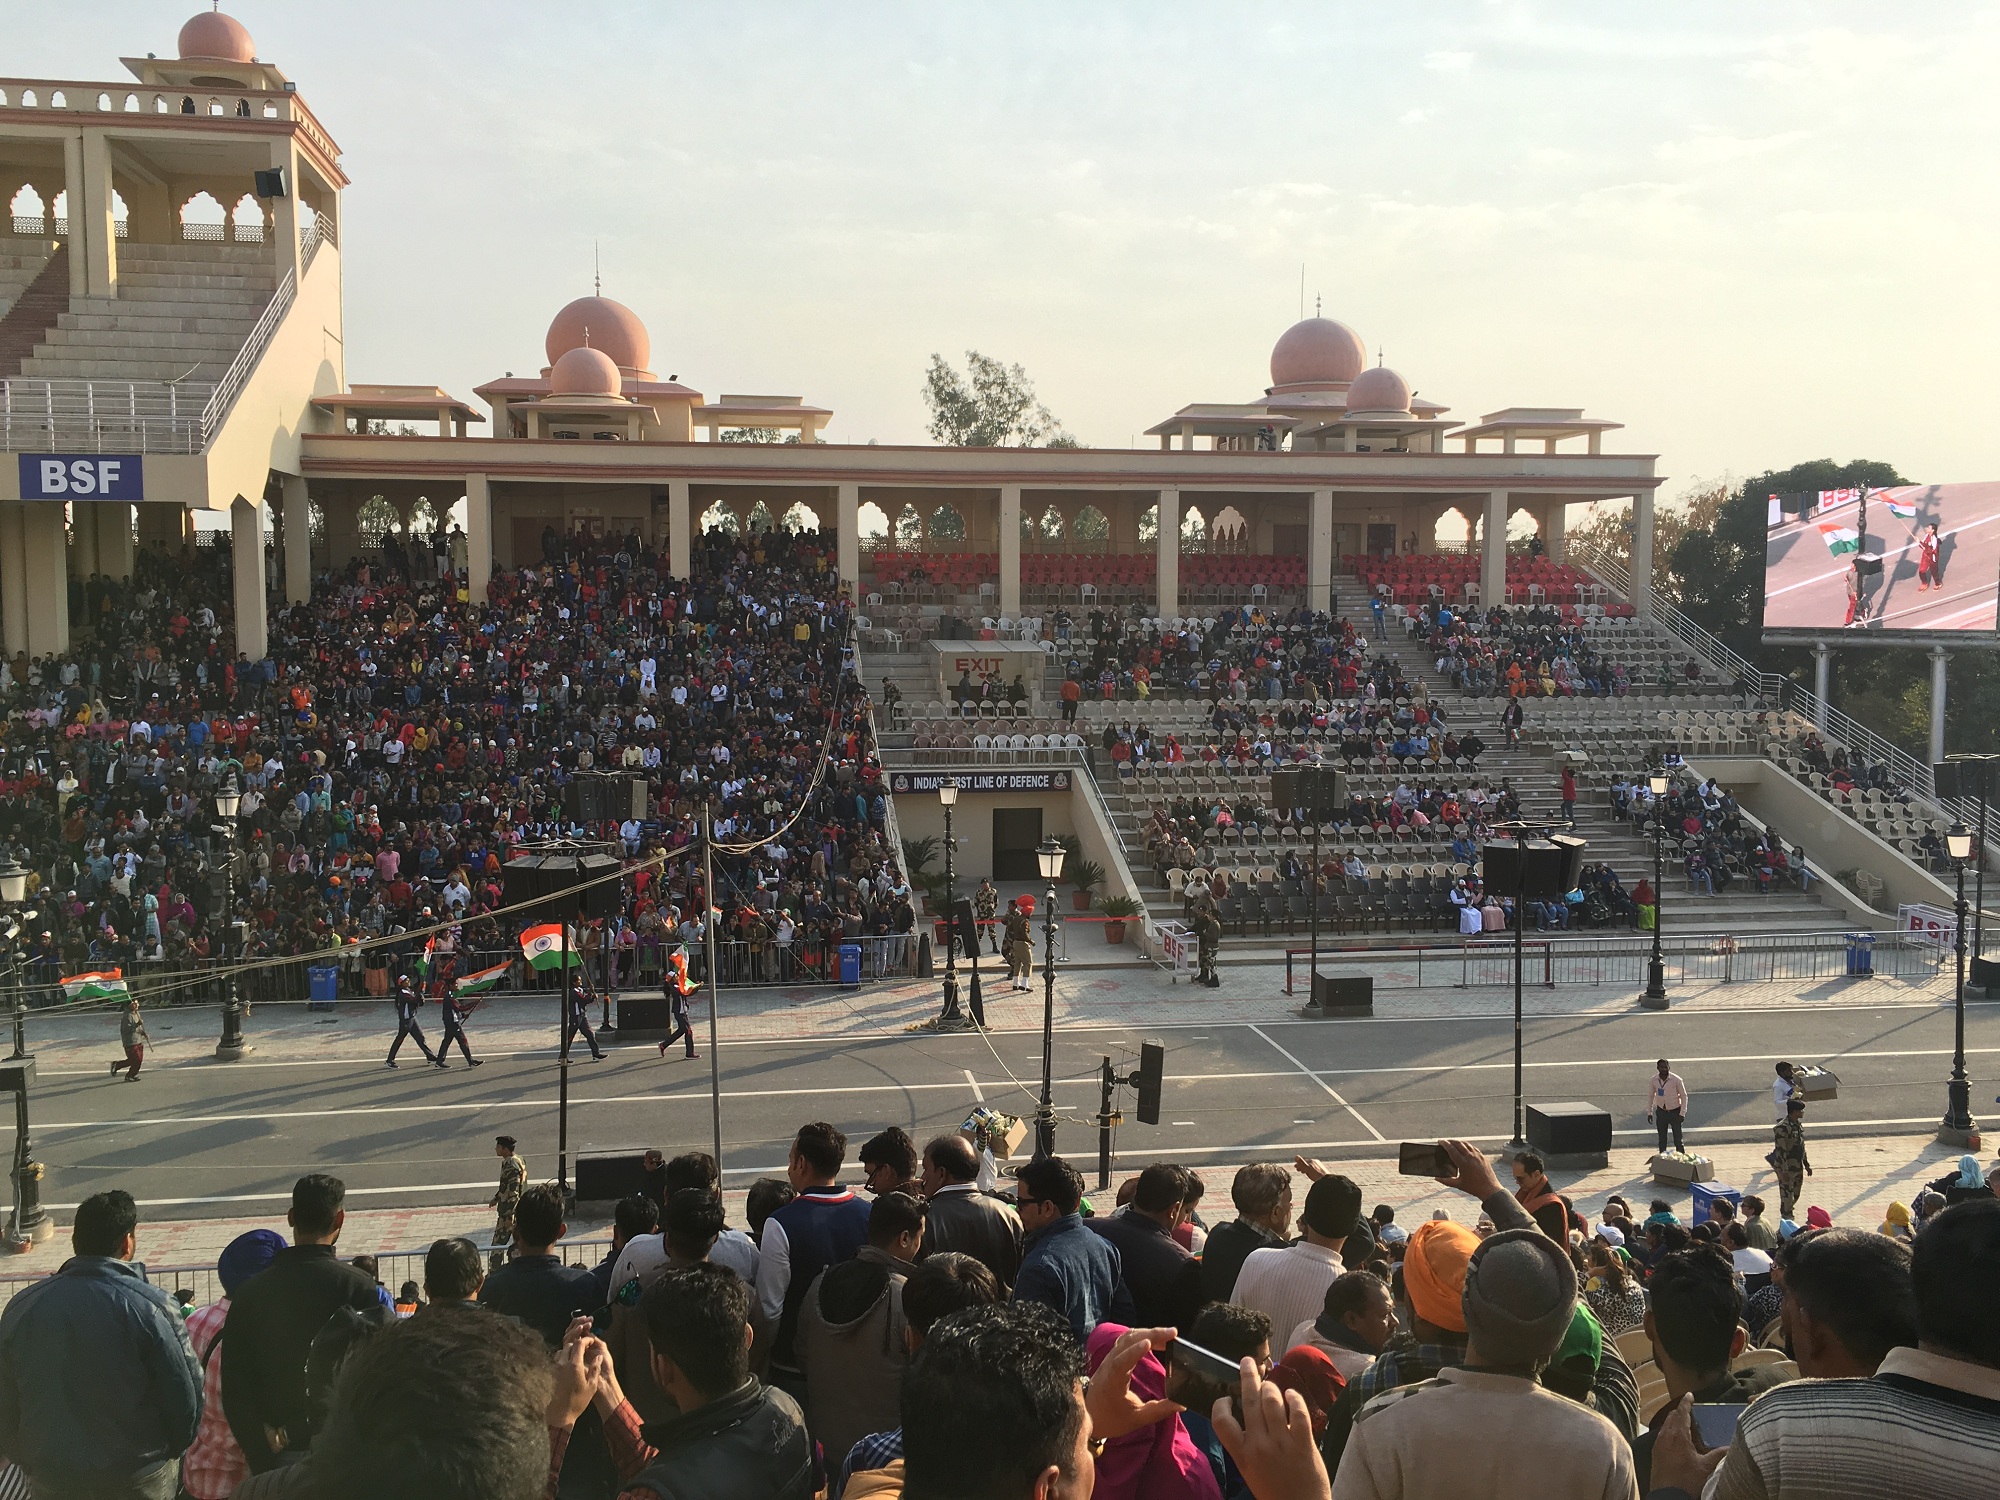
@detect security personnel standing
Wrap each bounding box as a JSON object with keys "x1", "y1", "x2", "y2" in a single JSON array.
[
  {"x1": 974, "y1": 877, "x2": 1000, "y2": 954},
  {"x1": 1004, "y1": 901, "x2": 1033, "y2": 992},
  {"x1": 386, "y1": 972, "x2": 442, "y2": 1068},
  {"x1": 565, "y1": 973, "x2": 606, "y2": 1061},
  {"x1": 1195, "y1": 903, "x2": 1222, "y2": 989},
  {"x1": 490, "y1": 1135, "x2": 526, "y2": 1268}
]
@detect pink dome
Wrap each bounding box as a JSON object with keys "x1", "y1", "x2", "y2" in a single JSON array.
[
  {"x1": 1270, "y1": 317, "x2": 1366, "y2": 389},
  {"x1": 545, "y1": 297, "x2": 651, "y2": 378},
  {"x1": 1344, "y1": 365, "x2": 1412, "y2": 417},
  {"x1": 548, "y1": 345, "x2": 622, "y2": 398},
  {"x1": 178, "y1": 10, "x2": 256, "y2": 63}
]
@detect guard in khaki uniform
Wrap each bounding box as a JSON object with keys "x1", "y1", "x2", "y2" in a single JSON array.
[
  {"x1": 1004, "y1": 903, "x2": 1033, "y2": 991},
  {"x1": 1195, "y1": 904, "x2": 1222, "y2": 988}
]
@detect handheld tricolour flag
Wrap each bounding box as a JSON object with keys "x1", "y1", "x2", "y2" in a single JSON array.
[
  {"x1": 668, "y1": 948, "x2": 693, "y2": 996},
  {"x1": 414, "y1": 934, "x2": 436, "y2": 979},
  {"x1": 61, "y1": 970, "x2": 129, "y2": 1002},
  {"x1": 520, "y1": 924, "x2": 579, "y2": 970},
  {"x1": 1886, "y1": 499, "x2": 1918, "y2": 521},
  {"x1": 1818, "y1": 524, "x2": 1860, "y2": 557},
  {"x1": 454, "y1": 960, "x2": 512, "y2": 997}
]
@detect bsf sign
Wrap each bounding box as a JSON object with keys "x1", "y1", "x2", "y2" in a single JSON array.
[{"x1": 19, "y1": 454, "x2": 144, "y2": 501}]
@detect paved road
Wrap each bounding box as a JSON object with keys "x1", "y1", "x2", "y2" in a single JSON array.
[{"x1": 7, "y1": 997, "x2": 1994, "y2": 1217}]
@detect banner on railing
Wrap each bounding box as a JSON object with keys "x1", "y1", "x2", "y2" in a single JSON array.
[
  {"x1": 1899, "y1": 903, "x2": 1958, "y2": 948},
  {"x1": 19, "y1": 453, "x2": 143, "y2": 499}
]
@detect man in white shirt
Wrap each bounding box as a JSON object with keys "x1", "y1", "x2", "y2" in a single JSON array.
[
  {"x1": 1647, "y1": 1058, "x2": 1689, "y2": 1155},
  {"x1": 1773, "y1": 1061, "x2": 1797, "y2": 1121},
  {"x1": 1231, "y1": 1174, "x2": 1363, "y2": 1346}
]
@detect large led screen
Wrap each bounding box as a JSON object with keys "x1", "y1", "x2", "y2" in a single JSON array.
[{"x1": 1762, "y1": 482, "x2": 2000, "y2": 635}]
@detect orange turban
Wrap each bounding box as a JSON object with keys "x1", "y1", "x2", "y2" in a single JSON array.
[{"x1": 1404, "y1": 1220, "x2": 1480, "y2": 1333}]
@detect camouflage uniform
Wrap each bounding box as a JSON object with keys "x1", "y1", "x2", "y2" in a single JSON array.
[
  {"x1": 490, "y1": 1152, "x2": 527, "y2": 1260},
  {"x1": 974, "y1": 881, "x2": 1000, "y2": 954},
  {"x1": 1196, "y1": 907, "x2": 1222, "y2": 988}
]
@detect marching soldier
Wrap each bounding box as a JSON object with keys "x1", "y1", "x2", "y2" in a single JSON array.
[
  {"x1": 657, "y1": 948, "x2": 698, "y2": 1060},
  {"x1": 437, "y1": 974, "x2": 483, "y2": 1068},
  {"x1": 1195, "y1": 903, "x2": 1222, "y2": 988},
  {"x1": 489, "y1": 1134, "x2": 526, "y2": 1268},
  {"x1": 386, "y1": 972, "x2": 442, "y2": 1069},
  {"x1": 565, "y1": 973, "x2": 606, "y2": 1061}
]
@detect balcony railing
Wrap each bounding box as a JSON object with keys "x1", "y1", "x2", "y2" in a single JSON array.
[
  {"x1": 0, "y1": 77, "x2": 342, "y2": 164},
  {"x1": 0, "y1": 378, "x2": 214, "y2": 455}
]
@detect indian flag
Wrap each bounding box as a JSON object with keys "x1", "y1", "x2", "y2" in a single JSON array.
[
  {"x1": 1886, "y1": 499, "x2": 1918, "y2": 521},
  {"x1": 61, "y1": 970, "x2": 128, "y2": 1002},
  {"x1": 520, "y1": 924, "x2": 579, "y2": 970},
  {"x1": 454, "y1": 960, "x2": 512, "y2": 996},
  {"x1": 413, "y1": 934, "x2": 436, "y2": 978},
  {"x1": 1818, "y1": 524, "x2": 1860, "y2": 557}
]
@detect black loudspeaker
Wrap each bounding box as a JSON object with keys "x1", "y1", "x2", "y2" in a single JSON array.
[
  {"x1": 1935, "y1": 760, "x2": 1997, "y2": 799},
  {"x1": 1971, "y1": 957, "x2": 2000, "y2": 990},
  {"x1": 1855, "y1": 554, "x2": 1884, "y2": 576},
  {"x1": 0, "y1": 1057, "x2": 34, "y2": 1094},
  {"x1": 1272, "y1": 767, "x2": 1347, "y2": 819},
  {"x1": 1526, "y1": 1102, "x2": 1613, "y2": 1157},
  {"x1": 946, "y1": 897, "x2": 979, "y2": 960},
  {"x1": 1482, "y1": 835, "x2": 1587, "y2": 901},
  {"x1": 1134, "y1": 1040, "x2": 1164, "y2": 1126},
  {"x1": 1310, "y1": 974, "x2": 1374, "y2": 1015},
  {"x1": 577, "y1": 852, "x2": 623, "y2": 920},
  {"x1": 565, "y1": 775, "x2": 645, "y2": 824},
  {"x1": 615, "y1": 997, "x2": 673, "y2": 1038},
  {"x1": 502, "y1": 855, "x2": 547, "y2": 910},
  {"x1": 253, "y1": 167, "x2": 287, "y2": 199},
  {"x1": 574, "y1": 1152, "x2": 652, "y2": 1203}
]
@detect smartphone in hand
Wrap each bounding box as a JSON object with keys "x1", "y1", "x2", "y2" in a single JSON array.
[
  {"x1": 1691, "y1": 1404, "x2": 1746, "y2": 1449},
  {"x1": 1397, "y1": 1142, "x2": 1452, "y2": 1176}
]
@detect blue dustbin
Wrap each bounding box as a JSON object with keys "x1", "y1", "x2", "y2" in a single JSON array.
[
  {"x1": 839, "y1": 943, "x2": 862, "y2": 986},
  {"x1": 1845, "y1": 932, "x2": 1876, "y2": 976},
  {"x1": 308, "y1": 964, "x2": 340, "y2": 1010},
  {"x1": 1690, "y1": 1182, "x2": 1742, "y2": 1223}
]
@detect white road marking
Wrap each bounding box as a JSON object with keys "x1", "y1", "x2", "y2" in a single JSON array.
[
  {"x1": 964, "y1": 1068, "x2": 986, "y2": 1103},
  {"x1": 1249, "y1": 1024, "x2": 1386, "y2": 1141}
]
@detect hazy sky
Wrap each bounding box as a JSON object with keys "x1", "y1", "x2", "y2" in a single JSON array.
[{"x1": 32, "y1": 3, "x2": 2000, "y2": 499}]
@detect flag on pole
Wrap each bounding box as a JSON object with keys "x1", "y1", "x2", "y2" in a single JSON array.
[
  {"x1": 520, "y1": 924, "x2": 578, "y2": 970},
  {"x1": 61, "y1": 970, "x2": 129, "y2": 1002},
  {"x1": 668, "y1": 949, "x2": 693, "y2": 996},
  {"x1": 454, "y1": 961, "x2": 512, "y2": 996},
  {"x1": 1818, "y1": 525, "x2": 1860, "y2": 556},
  {"x1": 414, "y1": 934, "x2": 436, "y2": 979},
  {"x1": 1886, "y1": 499, "x2": 1918, "y2": 521}
]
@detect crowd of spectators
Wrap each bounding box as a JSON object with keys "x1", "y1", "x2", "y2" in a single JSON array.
[
  {"x1": 7, "y1": 1127, "x2": 1997, "y2": 1499},
  {"x1": 1615, "y1": 774, "x2": 1815, "y2": 899},
  {"x1": 1416, "y1": 601, "x2": 1686, "y2": 699},
  {"x1": 0, "y1": 522, "x2": 912, "y2": 1007}
]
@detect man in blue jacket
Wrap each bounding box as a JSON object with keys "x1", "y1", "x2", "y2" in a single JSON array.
[
  {"x1": 0, "y1": 1189, "x2": 202, "y2": 1499},
  {"x1": 1011, "y1": 1154, "x2": 1133, "y2": 1340}
]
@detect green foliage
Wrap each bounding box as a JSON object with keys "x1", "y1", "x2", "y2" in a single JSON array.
[
  {"x1": 1098, "y1": 895, "x2": 1143, "y2": 918},
  {"x1": 1067, "y1": 857, "x2": 1106, "y2": 893},
  {"x1": 923, "y1": 351, "x2": 1077, "y2": 448},
  {"x1": 901, "y1": 835, "x2": 942, "y2": 877},
  {"x1": 717, "y1": 427, "x2": 801, "y2": 444}
]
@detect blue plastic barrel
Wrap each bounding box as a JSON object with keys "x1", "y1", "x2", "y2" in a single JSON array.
[
  {"x1": 308, "y1": 964, "x2": 339, "y2": 1010},
  {"x1": 839, "y1": 944, "x2": 862, "y2": 986}
]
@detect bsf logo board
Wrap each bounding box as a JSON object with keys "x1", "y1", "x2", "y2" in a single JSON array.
[{"x1": 20, "y1": 454, "x2": 145, "y2": 501}]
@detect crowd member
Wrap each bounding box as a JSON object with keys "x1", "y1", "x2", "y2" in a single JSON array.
[
  {"x1": 1233, "y1": 1174, "x2": 1365, "y2": 1343},
  {"x1": 479, "y1": 1182, "x2": 600, "y2": 1347},
  {"x1": 1012, "y1": 1153, "x2": 1132, "y2": 1339},
  {"x1": 1201, "y1": 1162, "x2": 1294, "y2": 1303},
  {"x1": 796, "y1": 1191, "x2": 926, "y2": 1471},
  {"x1": 1779, "y1": 1227, "x2": 1917, "y2": 1376},
  {"x1": 423, "y1": 1236, "x2": 488, "y2": 1307},
  {"x1": 1512, "y1": 1149, "x2": 1582, "y2": 1241},
  {"x1": 1088, "y1": 1163, "x2": 1204, "y2": 1330},
  {"x1": 756, "y1": 1121, "x2": 872, "y2": 1395},
  {"x1": 234, "y1": 1302, "x2": 397, "y2": 1499},
  {"x1": 221, "y1": 1173, "x2": 386, "y2": 1474},
  {"x1": 1583, "y1": 1237, "x2": 1648, "y2": 1337},
  {"x1": 608, "y1": 1149, "x2": 761, "y2": 1288},
  {"x1": 917, "y1": 1132, "x2": 1024, "y2": 1289},
  {"x1": 1286, "y1": 1270, "x2": 1397, "y2": 1378},
  {"x1": 0, "y1": 1190, "x2": 202, "y2": 1500},
  {"x1": 179, "y1": 1228, "x2": 287, "y2": 1500},
  {"x1": 834, "y1": 1253, "x2": 1004, "y2": 1497},
  {"x1": 588, "y1": 1195, "x2": 661, "y2": 1308},
  {"x1": 858, "y1": 1126, "x2": 922, "y2": 1199}
]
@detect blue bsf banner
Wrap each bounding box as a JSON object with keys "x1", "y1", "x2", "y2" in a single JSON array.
[{"x1": 18, "y1": 454, "x2": 144, "y2": 501}]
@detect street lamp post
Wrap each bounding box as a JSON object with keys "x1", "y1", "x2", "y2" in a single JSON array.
[
  {"x1": 213, "y1": 787, "x2": 248, "y2": 1061},
  {"x1": 1034, "y1": 836, "x2": 1065, "y2": 1158},
  {"x1": 1641, "y1": 771, "x2": 1670, "y2": 1009},
  {"x1": 0, "y1": 862, "x2": 49, "y2": 1247},
  {"x1": 1940, "y1": 824, "x2": 1980, "y2": 1145},
  {"x1": 936, "y1": 780, "x2": 969, "y2": 1030}
]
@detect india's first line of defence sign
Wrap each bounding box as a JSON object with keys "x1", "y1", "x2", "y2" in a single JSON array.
[{"x1": 18, "y1": 454, "x2": 145, "y2": 501}]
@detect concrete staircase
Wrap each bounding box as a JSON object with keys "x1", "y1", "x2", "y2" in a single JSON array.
[
  {"x1": 16, "y1": 240, "x2": 277, "y2": 386},
  {"x1": 0, "y1": 244, "x2": 68, "y2": 377},
  {"x1": 0, "y1": 240, "x2": 58, "y2": 323}
]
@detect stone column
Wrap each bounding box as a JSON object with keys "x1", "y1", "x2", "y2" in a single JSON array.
[
  {"x1": 1631, "y1": 489, "x2": 1657, "y2": 621},
  {"x1": 267, "y1": 141, "x2": 302, "y2": 286},
  {"x1": 1308, "y1": 488, "x2": 1334, "y2": 613},
  {"x1": 836, "y1": 482, "x2": 859, "y2": 593},
  {"x1": 1544, "y1": 499, "x2": 1567, "y2": 564},
  {"x1": 1157, "y1": 488, "x2": 1180, "y2": 618},
  {"x1": 667, "y1": 479, "x2": 692, "y2": 580},
  {"x1": 1481, "y1": 490, "x2": 1507, "y2": 610},
  {"x1": 231, "y1": 498, "x2": 267, "y2": 661},
  {"x1": 69, "y1": 506, "x2": 99, "y2": 580},
  {"x1": 1812, "y1": 644, "x2": 1831, "y2": 732},
  {"x1": 62, "y1": 135, "x2": 88, "y2": 297},
  {"x1": 21, "y1": 504, "x2": 69, "y2": 655},
  {"x1": 79, "y1": 129, "x2": 119, "y2": 297},
  {"x1": 998, "y1": 484, "x2": 1022, "y2": 618},
  {"x1": 464, "y1": 473, "x2": 493, "y2": 599},
  {"x1": 280, "y1": 475, "x2": 312, "y2": 604},
  {"x1": 0, "y1": 503, "x2": 26, "y2": 656},
  {"x1": 95, "y1": 504, "x2": 134, "y2": 580},
  {"x1": 135, "y1": 503, "x2": 188, "y2": 560},
  {"x1": 1931, "y1": 647, "x2": 1950, "y2": 765}
]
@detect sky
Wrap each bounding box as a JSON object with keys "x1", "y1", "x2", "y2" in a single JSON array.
[{"x1": 27, "y1": 2, "x2": 2000, "y2": 503}]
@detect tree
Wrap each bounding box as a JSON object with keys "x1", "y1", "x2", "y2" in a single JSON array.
[
  {"x1": 718, "y1": 427, "x2": 800, "y2": 444},
  {"x1": 922, "y1": 351, "x2": 1079, "y2": 448}
]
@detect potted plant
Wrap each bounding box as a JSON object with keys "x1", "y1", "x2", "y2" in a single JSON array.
[
  {"x1": 1068, "y1": 857, "x2": 1106, "y2": 911},
  {"x1": 1099, "y1": 895, "x2": 1142, "y2": 944},
  {"x1": 901, "y1": 836, "x2": 942, "y2": 913}
]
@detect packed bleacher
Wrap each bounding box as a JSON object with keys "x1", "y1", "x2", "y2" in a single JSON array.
[
  {"x1": 0, "y1": 523, "x2": 911, "y2": 1006},
  {"x1": 5, "y1": 1126, "x2": 1997, "y2": 1498}
]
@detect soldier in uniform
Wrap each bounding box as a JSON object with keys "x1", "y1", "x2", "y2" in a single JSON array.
[
  {"x1": 974, "y1": 877, "x2": 1000, "y2": 954},
  {"x1": 657, "y1": 948, "x2": 698, "y2": 1060},
  {"x1": 386, "y1": 972, "x2": 442, "y2": 1069},
  {"x1": 1004, "y1": 901, "x2": 1033, "y2": 992},
  {"x1": 565, "y1": 973, "x2": 607, "y2": 1061},
  {"x1": 489, "y1": 1134, "x2": 526, "y2": 1268},
  {"x1": 1195, "y1": 903, "x2": 1222, "y2": 988},
  {"x1": 436, "y1": 970, "x2": 482, "y2": 1068}
]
